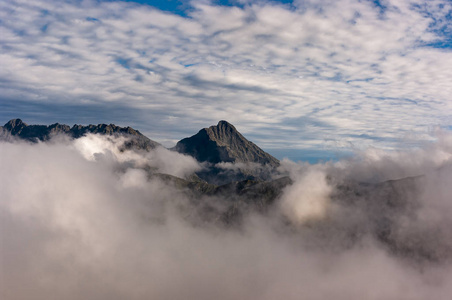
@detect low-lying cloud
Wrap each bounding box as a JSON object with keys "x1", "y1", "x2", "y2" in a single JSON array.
[
  {"x1": 72, "y1": 133, "x2": 203, "y2": 178},
  {"x1": 1, "y1": 134, "x2": 452, "y2": 299}
]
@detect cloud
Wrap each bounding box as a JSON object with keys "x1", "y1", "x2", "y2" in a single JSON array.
[
  {"x1": 2, "y1": 132, "x2": 452, "y2": 298},
  {"x1": 72, "y1": 133, "x2": 203, "y2": 178},
  {"x1": 331, "y1": 127, "x2": 452, "y2": 182},
  {"x1": 0, "y1": 0, "x2": 451, "y2": 156},
  {"x1": 279, "y1": 166, "x2": 332, "y2": 224}
]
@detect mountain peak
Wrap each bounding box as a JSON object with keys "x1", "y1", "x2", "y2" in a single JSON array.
[
  {"x1": 204, "y1": 120, "x2": 241, "y2": 146},
  {"x1": 5, "y1": 118, "x2": 26, "y2": 127},
  {"x1": 175, "y1": 121, "x2": 279, "y2": 166},
  {"x1": 4, "y1": 119, "x2": 28, "y2": 135},
  {"x1": 217, "y1": 120, "x2": 235, "y2": 128}
]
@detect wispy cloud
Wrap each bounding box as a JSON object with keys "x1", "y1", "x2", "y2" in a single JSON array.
[{"x1": 0, "y1": 0, "x2": 451, "y2": 156}]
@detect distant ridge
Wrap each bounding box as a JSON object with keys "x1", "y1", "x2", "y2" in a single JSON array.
[
  {"x1": 174, "y1": 120, "x2": 279, "y2": 166},
  {"x1": 1, "y1": 119, "x2": 279, "y2": 168},
  {"x1": 0, "y1": 119, "x2": 160, "y2": 150}
]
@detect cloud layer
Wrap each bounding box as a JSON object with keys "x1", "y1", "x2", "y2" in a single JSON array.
[
  {"x1": 2, "y1": 133, "x2": 452, "y2": 299},
  {"x1": 1, "y1": 0, "x2": 451, "y2": 156}
]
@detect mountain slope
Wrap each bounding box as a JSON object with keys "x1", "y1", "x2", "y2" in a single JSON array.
[
  {"x1": 1, "y1": 119, "x2": 160, "y2": 150},
  {"x1": 174, "y1": 120, "x2": 279, "y2": 166}
]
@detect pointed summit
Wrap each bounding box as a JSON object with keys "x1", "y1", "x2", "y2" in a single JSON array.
[
  {"x1": 4, "y1": 119, "x2": 28, "y2": 134},
  {"x1": 174, "y1": 121, "x2": 279, "y2": 166},
  {"x1": 206, "y1": 120, "x2": 239, "y2": 143}
]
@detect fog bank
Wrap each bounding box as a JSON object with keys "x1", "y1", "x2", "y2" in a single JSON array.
[{"x1": 2, "y1": 134, "x2": 452, "y2": 299}]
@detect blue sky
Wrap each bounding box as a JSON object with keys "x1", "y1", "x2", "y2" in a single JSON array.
[{"x1": 1, "y1": 0, "x2": 451, "y2": 162}]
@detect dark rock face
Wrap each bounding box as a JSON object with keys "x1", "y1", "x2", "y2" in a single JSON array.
[
  {"x1": 3, "y1": 118, "x2": 28, "y2": 135},
  {"x1": 174, "y1": 120, "x2": 279, "y2": 167},
  {"x1": 1, "y1": 119, "x2": 160, "y2": 150}
]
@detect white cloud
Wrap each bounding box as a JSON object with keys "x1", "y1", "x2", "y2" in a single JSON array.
[
  {"x1": 0, "y1": 0, "x2": 451, "y2": 155},
  {"x1": 71, "y1": 133, "x2": 202, "y2": 178},
  {"x1": 3, "y1": 131, "x2": 452, "y2": 298},
  {"x1": 280, "y1": 167, "x2": 333, "y2": 224}
]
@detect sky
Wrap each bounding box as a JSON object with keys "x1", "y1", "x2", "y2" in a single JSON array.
[
  {"x1": 3, "y1": 2, "x2": 452, "y2": 296},
  {"x1": 1, "y1": 0, "x2": 452, "y2": 161}
]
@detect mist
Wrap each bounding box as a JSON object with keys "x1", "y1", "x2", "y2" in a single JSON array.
[{"x1": 2, "y1": 133, "x2": 452, "y2": 299}]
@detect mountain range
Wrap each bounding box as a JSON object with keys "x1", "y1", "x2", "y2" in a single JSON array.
[
  {"x1": 1, "y1": 119, "x2": 279, "y2": 183},
  {"x1": 1, "y1": 118, "x2": 448, "y2": 263},
  {"x1": 1, "y1": 117, "x2": 288, "y2": 221},
  {"x1": 1, "y1": 119, "x2": 278, "y2": 164}
]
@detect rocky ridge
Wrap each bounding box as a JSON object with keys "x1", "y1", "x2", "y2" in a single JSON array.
[{"x1": 1, "y1": 118, "x2": 160, "y2": 150}]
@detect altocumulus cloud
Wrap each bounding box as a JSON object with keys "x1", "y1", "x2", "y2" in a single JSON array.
[
  {"x1": 0, "y1": 0, "x2": 451, "y2": 153},
  {"x1": 2, "y1": 131, "x2": 452, "y2": 299}
]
